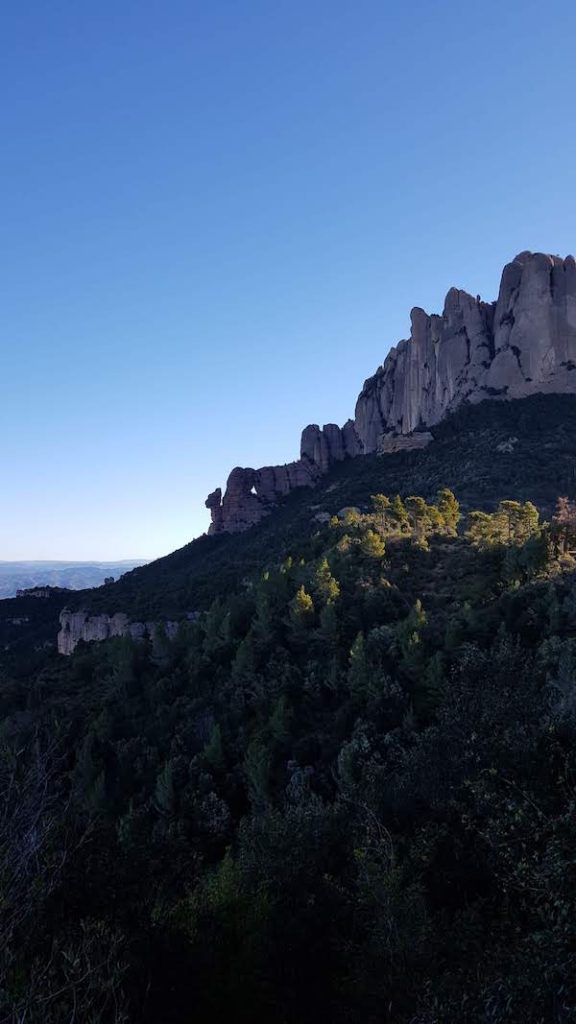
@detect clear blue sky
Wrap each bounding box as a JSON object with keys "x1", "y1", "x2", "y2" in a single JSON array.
[{"x1": 2, "y1": 0, "x2": 576, "y2": 560}]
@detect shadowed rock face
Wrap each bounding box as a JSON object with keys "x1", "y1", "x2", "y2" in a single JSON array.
[
  {"x1": 57, "y1": 609, "x2": 180, "y2": 656},
  {"x1": 205, "y1": 422, "x2": 362, "y2": 534},
  {"x1": 206, "y1": 251, "x2": 576, "y2": 534}
]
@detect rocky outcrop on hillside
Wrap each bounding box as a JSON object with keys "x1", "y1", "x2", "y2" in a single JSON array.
[
  {"x1": 58, "y1": 609, "x2": 179, "y2": 656},
  {"x1": 377, "y1": 431, "x2": 433, "y2": 454},
  {"x1": 207, "y1": 251, "x2": 576, "y2": 534},
  {"x1": 206, "y1": 421, "x2": 360, "y2": 533}
]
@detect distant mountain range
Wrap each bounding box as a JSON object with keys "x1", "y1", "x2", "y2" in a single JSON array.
[{"x1": 0, "y1": 560, "x2": 148, "y2": 598}]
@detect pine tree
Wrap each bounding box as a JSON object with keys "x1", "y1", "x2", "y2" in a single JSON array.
[
  {"x1": 348, "y1": 632, "x2": 369, "y2": 698},
  {"x1": 405, "y1": 496, "x2": 432, "y2": 543},
  {"x1": 314, "y1": 558, "x2": 340, "y2": 604},
  {"x1": 319, "y1": 601, "x2": 339, "y2": 652},
  {"x1": 371, "y1": 493, "x2": 391, "y2": 533},
  {"x1": 396, "y1": 599, "x2": 427, "y2": 661},
  {"x1": 360, "y1": 529, "x2": 386, "y2": 559},
  {"x1": 466, "y1": 510, "x2": 499, "y2": 547},
  {"x1": 289, "y1": 586, "x2": 315, "y2": 625},
  {"x1": 436, "y1": 488, "x2": 461, "y2": 535},
  {"x1": 415, "y1": 651, "x2": 447, "y2": 717},
  {"x1": 203, "y1": 599, "x2": 231, "y2": 657},
  {"x1": 497, "y1": 500, "x2": 525, "y2": 543},
  {"x1": 518, "y1": 500, "x2": 540, "y2": 542},
  {"x1": 231, "y1": 632, "x2": 258, "y2": 677},
  {"x1": 390, "y1": 494, "x2": 409, "y2": 532},
  {"x1": 343, "y1": 508, "x2": 362, "y2": 529},
  {"x1": 551, "y1": 496, "x2": 576, "y2": 554}
]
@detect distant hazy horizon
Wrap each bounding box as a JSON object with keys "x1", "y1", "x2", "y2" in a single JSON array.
[
  {"x1": 0, "y1": 559, "x2": 149, "y2": 565},
  {"x1": 2, "y1": 1, "x2": 576, "y2": 560},
  {"x1": 0, "y1": 560, "x2": 149, "y2": 599}
]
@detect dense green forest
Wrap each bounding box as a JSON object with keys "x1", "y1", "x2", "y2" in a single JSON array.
[{"x1": 3, "y1": 395, "x2": 576, "y2": 1022}]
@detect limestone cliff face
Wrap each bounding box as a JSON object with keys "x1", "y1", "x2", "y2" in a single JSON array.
[
  {"x1": 206, "y1": 251, "x2": 576, "y2": 534},
  {"x1": 58, "y1": 609, "x2": 179, "y2": 656}
]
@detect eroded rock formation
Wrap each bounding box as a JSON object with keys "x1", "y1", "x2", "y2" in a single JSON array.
[
  {"x1": 354, "y1": 251, "x2": 576, "y2": 447},
  {"x1": 58, "y1": 609, "x2": 179, "y2": 656},
  {"x1": 206, "y1": 421, "x2": 360, "y2": 533},
  {"x1": 207, "y1": 251, "x2": 576, "y2": 534}
]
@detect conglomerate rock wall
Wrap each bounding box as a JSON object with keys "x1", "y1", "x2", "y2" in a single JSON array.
[{"x1": 206, "y1": 252, "x2": 576, "y2": 534}]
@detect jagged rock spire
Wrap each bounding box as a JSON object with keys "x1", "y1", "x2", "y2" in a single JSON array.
[{"x1": 206, "y1": 251, "x2": 576, "y2": 534}]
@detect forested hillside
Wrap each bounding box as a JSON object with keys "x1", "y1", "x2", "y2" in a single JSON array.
[
  {"x1": 63, "y1": 392, "x2": 576, "y2": 620},
  {"x1": 3, "y1": 453, "x2": 576, "y2": 1021}
]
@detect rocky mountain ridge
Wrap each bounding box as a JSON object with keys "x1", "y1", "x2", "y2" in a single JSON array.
[{"x1": 206, "y1": 251, "x2": 576, "y2": 533}]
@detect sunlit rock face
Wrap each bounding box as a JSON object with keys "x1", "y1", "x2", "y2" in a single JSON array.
[
  {"x1": 206, "y1": 252, "x2": 576, "y2": 534},
  {"x1": 356, "y1": 252, "x2": 576, "y2": 447},
  {"x1": 354, "y1": 291, "x2": 496, "y2": 448},
  {"x1": 486, "y1": 252, "x2": 576, "y2": 395}
]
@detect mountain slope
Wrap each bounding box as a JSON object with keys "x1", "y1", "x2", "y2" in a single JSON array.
[
  {"x1": 3, "y1": 439, "x2": 576, "y2": 1022},
  {"x1": 70, "y1": 392, "x2": 576, "y2": 620}
]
